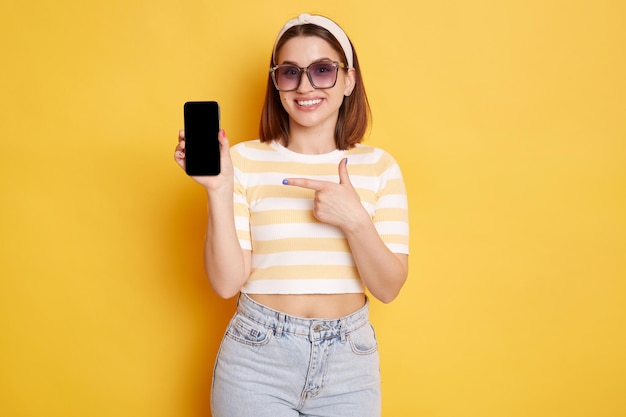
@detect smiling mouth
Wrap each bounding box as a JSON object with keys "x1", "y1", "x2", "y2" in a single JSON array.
[{"x1": 297, "y1": 99, "x2": 322, "y2": 107}]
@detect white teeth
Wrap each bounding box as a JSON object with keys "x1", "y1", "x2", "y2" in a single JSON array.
[{"x1": 297, "y1": 99, "x2": 322, "y2": 107}]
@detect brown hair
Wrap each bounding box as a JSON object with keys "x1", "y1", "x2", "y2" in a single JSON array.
[{"x1": 259, "y1": 24, "x2": 371, "y2": 150}]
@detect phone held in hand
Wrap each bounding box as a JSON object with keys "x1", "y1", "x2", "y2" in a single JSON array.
[{"x1": 183, "y1": 101, "x2": 220, "y2": 176}]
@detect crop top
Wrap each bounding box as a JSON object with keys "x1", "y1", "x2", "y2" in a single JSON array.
[{"x1": 231, "y1": 140, "x2": 409, "y2": 294}]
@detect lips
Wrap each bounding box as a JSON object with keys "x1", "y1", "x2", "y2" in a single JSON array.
[{"x1": 296, "y1": 98, "x2": 322, "y2": 107}]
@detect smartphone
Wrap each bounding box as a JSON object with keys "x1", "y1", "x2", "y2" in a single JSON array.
[{"x1": 183, "y1": 101, "x2": 220, "y2": 176}]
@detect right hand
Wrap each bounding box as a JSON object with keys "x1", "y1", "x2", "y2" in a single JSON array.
[{"x1": 174, "y1": 129, "x2": 234, "y2": 192}]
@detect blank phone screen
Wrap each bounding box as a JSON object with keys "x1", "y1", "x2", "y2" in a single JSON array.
[{"x1": 184, "y1": 101, "x2": 220, "y2": 176}]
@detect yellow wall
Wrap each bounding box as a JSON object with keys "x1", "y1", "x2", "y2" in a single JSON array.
[{"x1": 1, "y1": 1, "x2": 624, "y2": 416}]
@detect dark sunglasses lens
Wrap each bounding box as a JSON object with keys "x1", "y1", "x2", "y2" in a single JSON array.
[
  {"x1": 276, "y1": 65, "x2": 301, "y2": 91},
  {"x1": 309, "y1": 62, "x2": 337, "y2": 88}
]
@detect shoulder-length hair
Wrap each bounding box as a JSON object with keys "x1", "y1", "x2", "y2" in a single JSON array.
[{"x1": 259, "y1": 24, "x2": 371, "y2": 150}]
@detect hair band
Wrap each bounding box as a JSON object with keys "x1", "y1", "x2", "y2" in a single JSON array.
[{"x1": 272, "y1": 13, "x2": 354, "y2": 69}]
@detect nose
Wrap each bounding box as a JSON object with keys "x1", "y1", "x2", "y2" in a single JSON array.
[{"x1": 296, "y1": 70, "x2": 314, "y2": 93}]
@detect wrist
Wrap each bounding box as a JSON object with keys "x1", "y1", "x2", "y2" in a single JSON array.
[
  {"x1": 204, "y1": 181, "x2": 233, "y2": 196},
  {"x1": 205, "y1": 185, "x2": 233, "y2": 208},
  {"x1": 342, "y1": 210, "x2": 372, "y2": 235}
]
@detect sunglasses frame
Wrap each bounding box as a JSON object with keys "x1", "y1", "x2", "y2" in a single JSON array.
[{"x1": 270, "y1": 60, "x2": 346, "y2": 92}]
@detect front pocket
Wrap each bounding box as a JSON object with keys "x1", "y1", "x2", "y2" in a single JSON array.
[
  {"x1": 348, "y1": 323, "x2": 378, "y2": 355},
  {"x1": 225, "y1": 314, "x2": 273, "y2": 347}
]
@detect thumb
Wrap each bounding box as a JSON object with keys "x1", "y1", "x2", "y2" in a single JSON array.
[
  {"x1": 218, "y1": 129, "x2": 228, "y2": 145},
  {"x1": 218, "y1": 129, "x2": 230, "y2": 153},
  {"x1": 338, "y1": 158, "x2": 351, "y2": 185}
]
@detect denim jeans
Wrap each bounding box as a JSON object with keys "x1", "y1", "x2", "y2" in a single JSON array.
[{"x1": 211, "y1": 293, "x2": 381, "y2": 417}]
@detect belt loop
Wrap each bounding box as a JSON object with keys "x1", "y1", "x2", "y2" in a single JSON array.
[
  {"x1": 275, "y1": 313, "x2": 285, "y2": 339},
  {"x1": 340, "y1": 318, "x2": 347, "y2": 343}
]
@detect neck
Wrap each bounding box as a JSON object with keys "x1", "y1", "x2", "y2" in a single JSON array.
[{"x1": 285, "y1": 125, "x2": 337, "y2": 155}]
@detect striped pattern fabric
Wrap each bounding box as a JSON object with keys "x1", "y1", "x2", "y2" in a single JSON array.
[{"x1": 231, "y1": 140, "x2": 409, "y2": 294}]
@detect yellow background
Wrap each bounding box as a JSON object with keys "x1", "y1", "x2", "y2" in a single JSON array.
[{"x1": 1, "y1": 0, "x2": 625, "y2": 416}]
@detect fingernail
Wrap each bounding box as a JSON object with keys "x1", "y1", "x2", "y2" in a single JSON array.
[
  {"x1": 282, "y1": 179, "x2": 289, "y2": 185},
  {"x1": 221, "y1": 129, "x2": 226, "y2": 137},
  {"x1": 345, "y1": 158, "x2": 349, "y2": 165}
]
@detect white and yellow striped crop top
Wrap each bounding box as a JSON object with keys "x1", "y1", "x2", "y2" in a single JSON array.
[{"x1": 231, "y1": 140, "x2": 409, "y2": 295}]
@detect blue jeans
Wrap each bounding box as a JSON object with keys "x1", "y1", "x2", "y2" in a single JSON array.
[{"x1": 211, "y1": 293, "x2": 381, "y2": 417}]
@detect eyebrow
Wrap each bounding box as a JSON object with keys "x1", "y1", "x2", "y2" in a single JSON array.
[{"x1": 278, "y1": 58, "x2": 336, "y2": 66}]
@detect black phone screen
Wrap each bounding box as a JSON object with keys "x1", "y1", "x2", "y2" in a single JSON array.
[{"x1": 184, "y1": 101, "x2": 220, "y2": 176}]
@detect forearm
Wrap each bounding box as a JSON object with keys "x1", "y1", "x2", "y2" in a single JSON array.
[
  {"x1": 344, "y1": 220, "x2": 408, "y2": 303},
  {"x1": 203, "y1": 188, "x2": 250, "y2": 299}
]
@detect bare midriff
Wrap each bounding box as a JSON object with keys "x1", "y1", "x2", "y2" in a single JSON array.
[{"x1": 247, "y1": 293, "x2": 367, "y2": 319}]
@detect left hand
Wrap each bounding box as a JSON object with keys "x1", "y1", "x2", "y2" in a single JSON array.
[{"x1": 283, "y1": 158, "x2": 370, "y2": 231}]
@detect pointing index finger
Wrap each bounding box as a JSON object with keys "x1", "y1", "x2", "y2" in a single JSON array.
[{"x1": 282, "y1": 178, "x2": 326, "y2": 191}]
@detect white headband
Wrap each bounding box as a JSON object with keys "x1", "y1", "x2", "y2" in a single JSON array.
[{"x1": 272, "y1": 14, "x2": 354, "y2": 69}]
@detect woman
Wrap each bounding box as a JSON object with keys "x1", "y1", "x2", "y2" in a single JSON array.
[{"x1": 175, "y1": 13, "x2": 409, "y2": 417}]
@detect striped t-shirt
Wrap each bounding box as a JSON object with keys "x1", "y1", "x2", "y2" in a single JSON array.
[{"x1": 231, "y1": 140, "x2": 409, "y2": 294}]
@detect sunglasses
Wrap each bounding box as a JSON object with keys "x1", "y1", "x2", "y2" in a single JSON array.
[{"x1": 270, "y1": 60, "x2": 345, "y2": 92}]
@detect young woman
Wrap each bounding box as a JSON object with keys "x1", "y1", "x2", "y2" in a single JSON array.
[{"x1": 174, "y1": 13, "x2": 409, "y2": 417}]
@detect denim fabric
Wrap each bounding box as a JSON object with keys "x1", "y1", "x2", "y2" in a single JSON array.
[{"x1": 211, "y1": 293, "x2": 381, "y2": 417}]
